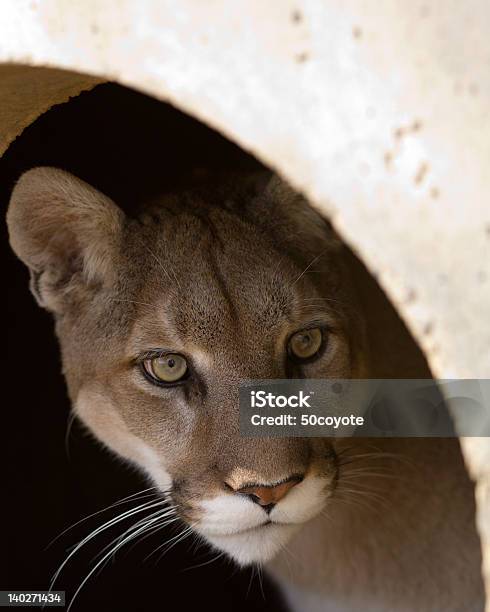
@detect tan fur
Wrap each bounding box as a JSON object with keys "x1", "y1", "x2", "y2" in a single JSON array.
[{"x1": 7, "y1": 167, "x2": 484, "y2": 611}]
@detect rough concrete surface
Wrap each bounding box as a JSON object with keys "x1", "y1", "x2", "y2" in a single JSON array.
[{"x1": 0, "y1": 0, "x2": 489, "y2": 605}]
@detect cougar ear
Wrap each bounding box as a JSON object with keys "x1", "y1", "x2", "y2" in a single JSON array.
[{"x1": 7, "y1": 167, "x2": 125, "y2": 312}]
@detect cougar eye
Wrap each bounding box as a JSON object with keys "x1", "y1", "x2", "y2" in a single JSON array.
[
  {"x1": 143, "y1": 353, "x2": 188, "y2": 384},
  {"x1": 288, "y1": 327, "x2": 323, "y2": 360}
]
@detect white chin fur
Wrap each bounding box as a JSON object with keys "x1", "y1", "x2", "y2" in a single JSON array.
[
  {"x1": 204, "y1": 523, "x2": 300, "y2": 565},
  {"x1": 195, "y1": 476, "x2": 330, "y2": 565}
]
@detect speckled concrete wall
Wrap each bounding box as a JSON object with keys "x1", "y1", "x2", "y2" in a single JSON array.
[{"x1": 1, "y1": 0, "x2": 489, "y2": 604}]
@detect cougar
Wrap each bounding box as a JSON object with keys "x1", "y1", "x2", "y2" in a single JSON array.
[{"x1": 7, "y1": 167, "x2": 484, "y2": 612}]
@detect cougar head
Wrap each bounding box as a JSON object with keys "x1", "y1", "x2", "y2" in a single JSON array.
[{"x1": 7, "y1": 167, "x2": 366, "y2": 565}]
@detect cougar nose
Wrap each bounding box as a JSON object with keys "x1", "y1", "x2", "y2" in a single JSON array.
[{"x1": 235, "y1": 475, "x2": 303, "y2": 513}]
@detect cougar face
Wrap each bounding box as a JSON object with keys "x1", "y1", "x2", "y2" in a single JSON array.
[{"x1": 7, "y1": 168, "x2": 366, "y2": 565}]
